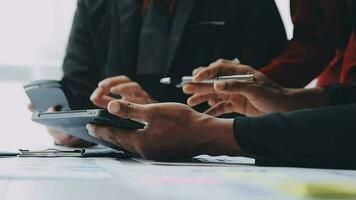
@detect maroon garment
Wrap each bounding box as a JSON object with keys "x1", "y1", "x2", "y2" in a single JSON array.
[
  {"x1": 260, "y1": 0, "x2": 356, "y2": 87},
  {"x1": 318, "y1": 0, "x2": 356, "y2": 85},
  {"x1": 318, "y1": 32, "x2": 356, "y2": 85}
]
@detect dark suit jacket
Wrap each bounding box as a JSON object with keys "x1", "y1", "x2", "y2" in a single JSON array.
[{"x1": 60, "y1": 0, "x2": 287, "y2": 109}]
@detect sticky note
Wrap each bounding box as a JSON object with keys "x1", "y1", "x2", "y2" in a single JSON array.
[
  {"x1": 280, "y1": 182, "x2": 356, "y2": 199},
  {"x1": 305, "y1": 183, "x2": 356, "y2": 199}
]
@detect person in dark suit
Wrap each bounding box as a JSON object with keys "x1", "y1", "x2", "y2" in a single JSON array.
[
  {"x1": 86, "y1": 0, "x2": 356, "y2": 169},
  {"x1": 62, "y1": 0, "x2": 287, "y2": 109},
  {"x1": 49, "y1": 0, "x2": 289, "y2": 146}
]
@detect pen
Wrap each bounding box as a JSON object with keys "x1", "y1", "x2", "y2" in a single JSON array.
[
  {"x1": 160, "y1": 74, "x2": 254, "y2": 87},
  {"x1": 160, "y1": 58, "x2": 251, "y2": 87}
]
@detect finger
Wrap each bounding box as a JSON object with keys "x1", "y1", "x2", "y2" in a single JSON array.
[
  {"x1": 47, "y1": 106, "x2": 61, "y2": 112},
  {"x1": 90, "y1": 87, "x2": 116, "y2": 108},
  {"x1": 193, "y1": 59, "x2": 235, "y2": 81},
  {"x1": 98, "y1": 76, "x2": 131, "y2": 89},
  {"x1": 182, "y1": 83, "x2": 216, "y2": 94},
  {"x1": 194, "y1": 60, "x2": 253, "y2": 82},
  {"x1": 192, "y1": 67, "x2": 206, "y2": 76},
  {"x1": 92, "y1": 76, "x2": 131, "y2": 103},
  {"x1": 208, "y1": 97, "x2": 222, "y2": 106},
  {"x1": 27, "y1": 104, "x2": 34, "y2": 112},
  {"x1": 122, "y1": 96, "x2": 154, "y2": 104},
  {"x1": 187, "y1": 93, "x2": 218, "y2": 107},
  {"x1": 50, "y1": 130, "x2": 93, "y2": 148},
  {"x1": 107, "y1": 100, "x2": 150, "y2": 122},
  {"x1": 204, "y1": 101, "x2": 234, "y2": 117},
  {"x1": 87, "y1": 124, "x2": 138, "y2": 152},
  {"x1": 110, "y1": 82, "x2": 145, "y2": 97},
  {"x1": 214, "y1": 80, "x2": 253, "y2": 94}
]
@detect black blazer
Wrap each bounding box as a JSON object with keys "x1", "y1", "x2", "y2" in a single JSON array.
[{"x1": 61, "y1": 0, "x2": 287, "y2": 109}]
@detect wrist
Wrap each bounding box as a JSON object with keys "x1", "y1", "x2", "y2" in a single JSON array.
[
  {"x1": 285, "y1": 87, "x2": 330, "y2": 111},
  {"x1": 200, "y1": 117, "x2": 245, "y2": 156}
]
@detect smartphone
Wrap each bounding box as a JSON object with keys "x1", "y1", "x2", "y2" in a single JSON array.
[
  {"x1": 25, "y1": 80, "x2": 146, "y2": 150},
  {"x1": 23, "y1": 80, "x2": 70, "y2": 112},
  {"x1": 32, "y1": 109, "x2": 146, "y2": 150}
]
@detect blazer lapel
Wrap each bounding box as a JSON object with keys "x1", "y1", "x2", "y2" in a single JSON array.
[{"x1": 164, "y1": 0, "x2": 197, "y2": 75}]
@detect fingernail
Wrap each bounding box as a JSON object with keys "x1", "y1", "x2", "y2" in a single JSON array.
[
  {"x1": 182, "y1": 85, "x2": 190, "y2": 93},
  {"x1": 108, "y1": 101, "x2": 121, "y2": 113},
  {"x1": 192, "y1": 76, "x2": 200, "y2": 82},
  {"x1": 98, "y1": 80, "x2": 105, "y2": 87},
  {"x1": 90, "y1": 92, "x2": 97, "y2": 101},
  {"x1": 233, "y1": 58, "x2": 240, "y2": 63},
  {"x1": 86, "y1": 124, "x2": 95, "y2": 137},
  {"x1": 215, "y1": 81, "x2": 226, "y2": 91}
]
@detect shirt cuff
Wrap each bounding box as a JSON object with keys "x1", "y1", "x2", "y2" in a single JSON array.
[
  {"x1": 233, "y1": 114, "x2": 289, "y2": 166},
  {"x1": 324, "y1": 82, "x2": 356, "y2": 105}
]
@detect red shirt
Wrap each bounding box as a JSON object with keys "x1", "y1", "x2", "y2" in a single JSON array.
[
  {"x1": 317, "y1": 0, "x2": 356, "y2": 85},
  {"x1": 260, "y1": 0, "x2": 356, "y2": 87}
]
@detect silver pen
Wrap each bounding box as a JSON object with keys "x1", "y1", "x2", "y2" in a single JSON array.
[
  {"x1": 160, "y1": 58, "x2": 253, "y2": 87},
  {"x1": 160, "y1": 74, "x2": 254, "y2": 88}
]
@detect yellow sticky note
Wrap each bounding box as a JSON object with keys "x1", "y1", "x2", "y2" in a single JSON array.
[
  {"x1": 280, "y1": 182, "x2": 356, "y2": 199},
  {"x1": 305, "y1": 183, "x2": 356, "y2": 199}
]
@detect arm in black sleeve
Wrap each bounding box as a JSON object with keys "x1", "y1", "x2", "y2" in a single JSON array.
[
  {"x1": 234, "y1": 104, "x2": 356, "y2": 169},
  {"x1": 325, "y1": 82, "x2": 356, "y2": 105},
  {"x1": 61, "y1": 0, "x2": 102, "y2": 109}
]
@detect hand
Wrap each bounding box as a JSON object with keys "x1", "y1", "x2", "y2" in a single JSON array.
[
  {"x1": 183, "y1": 59, "x2": 329, "y2": 116},
  {"x1": 27, "y1": 104, "x2": 95, "y2": 147},
  {"x1": 86, "y1": 100, "x2": 244, "y2": 160},
  {"x1": 90, "y1": 76, "x2": 156, "y2": 108}
]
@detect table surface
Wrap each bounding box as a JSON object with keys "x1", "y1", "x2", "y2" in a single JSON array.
[
  {"x1": 0, "y1": 156, "x2": 355, "y2": 200},
  {"x1": 1, "y1": 82, "x2": 356, "y2": 200}
]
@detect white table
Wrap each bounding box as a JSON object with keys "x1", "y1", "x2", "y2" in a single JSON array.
[{"x1": 0, "y1": 156, "x2": 355, "y2": 200}]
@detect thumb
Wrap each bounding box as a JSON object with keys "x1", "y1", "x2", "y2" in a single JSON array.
[{"x1": 107, "y1": 100, "x2": 149, "y2": 121}]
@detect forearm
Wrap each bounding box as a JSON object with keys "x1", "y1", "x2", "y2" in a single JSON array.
[
  {"x1": 324, "y1": 82, "x2": 356, "y2": 105},
  {"x1": 233, "y1": 104, "x2": 356, "y2": 169},
  {"x1": 284, "y1": 87, "x2": 330, "y2": 111},
  {"x1": 280, "y1": 82, "x2": 356, "y2": 112}
]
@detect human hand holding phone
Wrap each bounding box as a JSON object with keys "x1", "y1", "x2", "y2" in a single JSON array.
[{"x1": 27, "y1": 104, "x2": 95, "y2": 147}]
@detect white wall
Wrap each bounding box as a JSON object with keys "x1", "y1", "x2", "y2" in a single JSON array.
[
  {"x1": 0, "y1": 0, "x2": 76, "y2": 80},
  {"x1": 275, "y1": 0, "x2": 293, "y2": 39}
]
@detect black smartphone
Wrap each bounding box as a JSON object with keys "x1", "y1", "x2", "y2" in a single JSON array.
[
  {"x1": 32, "y1": 109, "x2": 146, "y2": 150},
  {"x1": 23, "y1": 80, "x2": 70, "y2": 112}
]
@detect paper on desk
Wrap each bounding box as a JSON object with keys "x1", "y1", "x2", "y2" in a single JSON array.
[
  {"x1": 194, "y1": 155, "x2": 255, "y2": 165},
  {"x1": 112, "y1": 165, "x2": 356, "y2": 200},
  {"x1": 0, "y1": 157, "x2": 112, "y2": 179},
  {"x1": 133, "y1": 155, "x2": 255, "y2": 166}
]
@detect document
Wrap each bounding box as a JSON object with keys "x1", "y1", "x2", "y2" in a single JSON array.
[
  {"x1": 0, "y1": 157, "x2": 112, "y2": 179},
  {"x1": 133, "y1": 155, "x2": 255, "y2": 166}
]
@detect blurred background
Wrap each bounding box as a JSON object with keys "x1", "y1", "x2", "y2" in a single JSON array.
[{"x1": 0, "y1": 0, "x2": 292, "y2": 150}]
